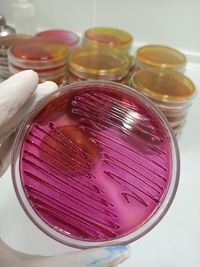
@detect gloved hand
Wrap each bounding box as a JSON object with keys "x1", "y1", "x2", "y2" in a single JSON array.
[
  {"x1": 0, "y1": 70, "x2": 59, "y2": 176},
  {"x1": 0, "y1": 70, "x2": 130, "y2": 267}
]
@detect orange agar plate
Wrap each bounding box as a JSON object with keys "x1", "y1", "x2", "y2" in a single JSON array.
[
  {"x1": 131, "y1": 69, "x2": 196, "y2": 102},
  {"x1": 84, "y1": 27, "x2": 133, "y2": 52},
  {"x1": 9, "y1": 38, "x2": 68, "y2": 62},
  {"x1": 136, "y1": 45, "x2": 186, "y2": 71},
  {"x1": 68, "y1": 46, "x2": 130, "y2": 80}
]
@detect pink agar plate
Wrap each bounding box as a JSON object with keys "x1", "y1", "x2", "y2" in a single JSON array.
[
  {"x1": 35, "y1": 30, "x2": 80, "y2": 49},
  {"x1": 12, "y1": 81, "x2": 180, "y2": 248}
]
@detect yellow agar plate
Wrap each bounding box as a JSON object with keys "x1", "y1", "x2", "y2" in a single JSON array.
[
  {"x1": 84, "y1": 27, "x2": 133, "y2": 52},
  {"x1": 131, "y1": 69, "x2": 196, "y2": 102},
  {"x1": 68, "y1": 46, "x2": 130, "y2": 80},
  {"x1": 136, "y1": 45, "x2": 186, "y2": 71}
]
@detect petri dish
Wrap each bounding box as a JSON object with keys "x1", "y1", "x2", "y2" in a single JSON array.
[
  {"x1": 136, "y1": 45, "x2": 187, "y2": 72},
  {"x1": 130, "y1": 69, "x2": 196, "y2": 104},
  {"x1": 84, "y1": 27, "x2": 133, "y2": 52},
  {"x1": 0, "y1": 34, "x2": 31, "y2": 78},
  {"x1": 0, "y1": 65, "x2": 11, "y2": 78},
  {"x1": 12, "y1": 81, "x2": 180, "y2": 248},
  {"x1": 161, "y1": 109, "x2": 188, "y2": 120},
  {"x1": 68, "y1": 46, "x2": 130, "y2": 81},
  {"x1": 0, "y1": 34, "x2": 31, "y2": 53},
  {"x1": 0, "y1": 56, "x2": 8, "y2": 66},
  {"x1": 130, "y1": 69, "x2": 196, "y2": 137},
  {"x1": 9, "y1": 63, "x2": 66, "y2": 77},
  {"x1": 35, "y1": 30, "x2": 80, "y2": 49},
  {"x1": 7, "y1": 38, "x2": 69, "y2": 69},
  {"x1": 168, "y1": 118, "x2": 185, "y2": 128},
  {"x1": 165, "y1": 112, "x2": 187, "y2": 123}
]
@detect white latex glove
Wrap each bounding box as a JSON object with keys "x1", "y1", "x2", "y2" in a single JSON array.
[
  {"x1": 0, "y1": 70, "x2": 130, "y2": 267},
  {"x1": 0, "y1": 70, "x2": 58, "y2": 176}
]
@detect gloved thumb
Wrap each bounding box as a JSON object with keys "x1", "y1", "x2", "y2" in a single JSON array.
[
  {"x1": 0, "y1": 71, "x2": 58, "y2": 177},
  {"x1": 0, "y1": 75, "x2": 58, "y2": 145},
  {"x1": 0, "y1": 70, "x2": 39, "y2": 128}
]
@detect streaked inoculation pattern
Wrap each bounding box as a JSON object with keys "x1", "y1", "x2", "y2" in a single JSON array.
[{"x1": 20, "y1": 86, "x2": 172, "y2": 241}]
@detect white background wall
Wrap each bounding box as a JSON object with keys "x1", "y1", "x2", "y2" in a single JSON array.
[{"x1": 0, "y1": 0, "x2": 200, "y2": 56}]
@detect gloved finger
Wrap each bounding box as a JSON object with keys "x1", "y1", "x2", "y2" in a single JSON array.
[
  {"x1": 0, "y1": 133, "x2": 15, "y2": 177},
  {"x1": 0, "y1": 80, "x2": 58, "y2": 145},
  {"x1": 34, "y1": 81, "x2": 59, "y2": 102},
  {"x1": 0, "y1": 240, "x2": 130, "y2": 267},
  {"x1": 0, "y1": 70, "x2": 39, "y2": 129}
]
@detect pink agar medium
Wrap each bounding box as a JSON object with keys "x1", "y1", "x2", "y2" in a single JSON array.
[{"x1": 20, "y1": 84, "x2": 172, "y2": 242}]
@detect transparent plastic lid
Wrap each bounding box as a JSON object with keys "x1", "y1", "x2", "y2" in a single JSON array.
[
  {"x1": 84, "y1": 27, "x2": 133, "y2": 51},
  {"x1": 131, "y1": 69, "x2": 196, "y2": 102},
  {"x1": 136, "y1": 45, "x2": 187, "y2": 70},
  {"x1": 8, "y1": 38, "x2": 69, "y2": 68},
  {"x1": 68, "y1": 46, "x2": 130, "y2": 80}
]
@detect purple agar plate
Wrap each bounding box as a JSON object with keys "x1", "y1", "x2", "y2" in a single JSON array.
[{"x1": 12, "y1": 81, "x2": 180, "y2": 248}]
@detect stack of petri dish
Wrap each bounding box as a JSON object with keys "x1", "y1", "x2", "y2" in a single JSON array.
[
  {"x1": 35, "y1": 29, "x2": 80, "y2": 50},
  {"x1": 84, "y1": 27, "x2": 134, "y2": 77},
  {"x1": 130, "y1": 69, "x2": 196, "y2": 138},
  {"x1": 7, "y1": 37, "x2": 69, "y2": 85},
  {"x1": 134, "y1": 45, "x2": 187, "y2": 73},
  {"x1": 0, "y1": 34, "x2": 30, "y2": 79},
  {"x1": 68, "y1": 45, "x2": 130, "y2": 82}
]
